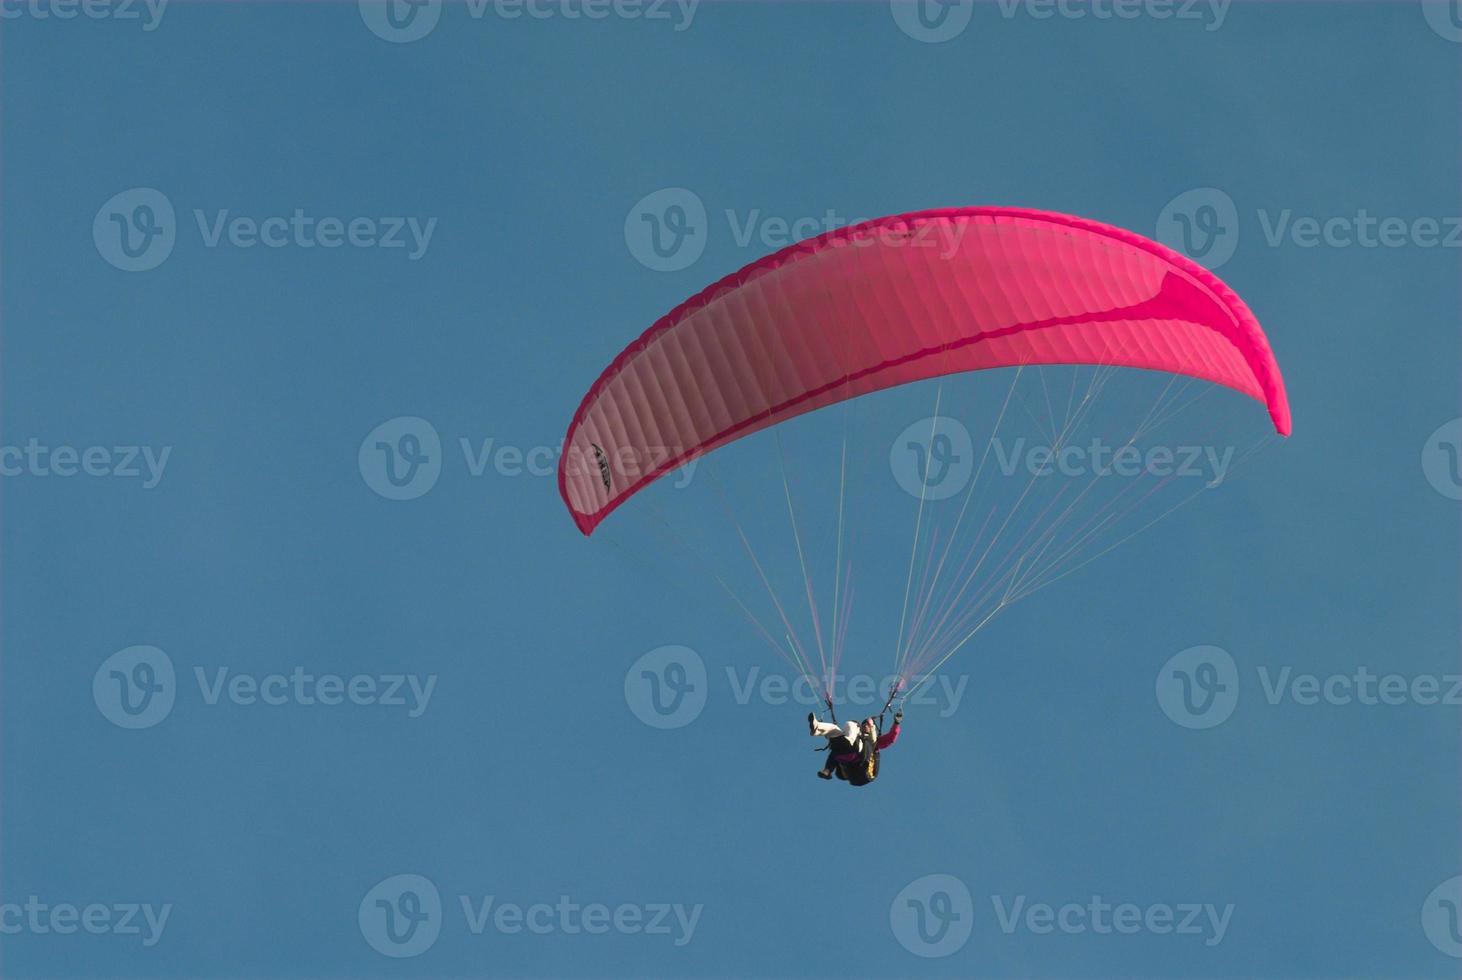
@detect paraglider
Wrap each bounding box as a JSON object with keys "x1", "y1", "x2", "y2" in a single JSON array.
[
  {"x1": 558, "y1": 206, "x2": 1290, "y2": 775},
  {"x1": 811, "y1": 708, "x2": 902, "y2": 786},
  {"x1": 559, "y1": 207, "x2": 1289, "y2": 536}
]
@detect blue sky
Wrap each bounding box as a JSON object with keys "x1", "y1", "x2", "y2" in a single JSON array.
[{"x1": 3, "y1": 1, "x2": 1460, "y2": 976}]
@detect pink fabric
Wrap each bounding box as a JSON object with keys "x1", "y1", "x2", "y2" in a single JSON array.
[
  {"x1": 831, "y1": 722, "x2": 900, "y2": 763},
  {"x1": 560, "y1": 207, "x2": 1291, "y2": 536}
]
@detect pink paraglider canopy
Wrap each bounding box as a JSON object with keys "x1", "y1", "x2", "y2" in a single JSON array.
[{"x1": 559, "y1": 207, "x2": 1290, "y2": 536}]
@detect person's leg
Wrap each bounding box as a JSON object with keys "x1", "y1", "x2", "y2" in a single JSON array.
[
  {"x1": 811, "y1": 718, "x2": 845, "y2": 739},
  {"x1": 818, "y1": 733, "x2": 855, "y2": 780}
]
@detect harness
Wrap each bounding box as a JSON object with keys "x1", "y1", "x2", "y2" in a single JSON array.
[{"x1": 853, "y1": 732, "x2": 879, "y2": 785}]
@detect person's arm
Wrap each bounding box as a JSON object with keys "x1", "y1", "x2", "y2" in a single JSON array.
[{"x1": 876, "y1": 709, "x2": 904, "y2": 750}]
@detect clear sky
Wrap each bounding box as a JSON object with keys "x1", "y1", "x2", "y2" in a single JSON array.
[{"x1": 3, "y1": 1, "x2": 1460, "y2": 976}]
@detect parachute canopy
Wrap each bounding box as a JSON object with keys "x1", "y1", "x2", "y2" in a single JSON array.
[{"x1": 560, "y1": 207, "x2": 1290, "y2": 535}]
